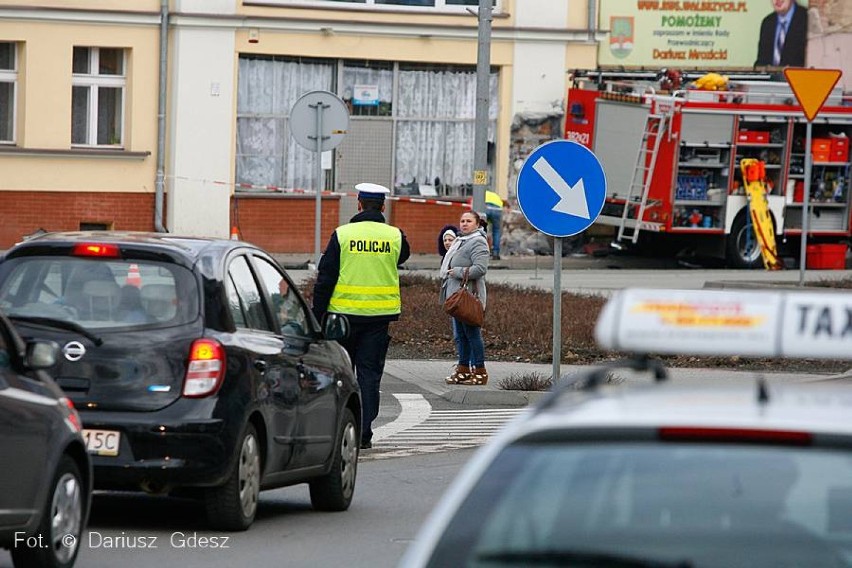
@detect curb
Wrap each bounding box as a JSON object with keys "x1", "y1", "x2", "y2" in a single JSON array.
[
  {"x1": 441, "y1": 387, "x2": 548, "y2": 406},
  {"x1": 383, "y1": 364, "x2": 549, "y2": 407}
]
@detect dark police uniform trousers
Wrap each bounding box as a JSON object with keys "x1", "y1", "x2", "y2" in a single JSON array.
[{"x1": 338, "y1": 319, "x2": 391, "y2": 445}]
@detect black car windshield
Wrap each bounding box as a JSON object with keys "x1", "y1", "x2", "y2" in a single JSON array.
[
  {"x1": 0, "y1": 257, "x2": 199, "y2": 330},
  {"x1": 427, "y1": 442, "x2": 852, "y2": 568}
]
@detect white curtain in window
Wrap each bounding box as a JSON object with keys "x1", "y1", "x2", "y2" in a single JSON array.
[
  {"x1": 236, "y1": 58, "x2": 334, "y2": 190},
  {"x1": 395, "y1": 69, "x2": 497, "y2": 189},
  {"x1": 342, "y1": 66, "x2": 393, "y2": 104}
]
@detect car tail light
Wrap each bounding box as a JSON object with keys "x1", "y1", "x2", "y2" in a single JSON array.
[
  {"x1": 183, "y1": 339, "x2": 225, "y2": 398},
  {"x1": 658, "y1": 427, "x2": 812, "y2": 446},
  {"x1": 72, "y1": 243, "x2": 120, "y2": 258},
  {"x1": 61, "y1": 397, "x2": 82, "y2": 432}
]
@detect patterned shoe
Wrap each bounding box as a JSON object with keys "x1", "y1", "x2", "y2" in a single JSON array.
[
  {"x1": 460, "y1": 367, "x2": 488, "y2": 385},
  {"x1": 445, "y1": 365, "x2": 471, "y2": 384}
]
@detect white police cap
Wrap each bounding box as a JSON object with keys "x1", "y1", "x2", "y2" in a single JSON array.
[{"x1": 356, "y1": 182, "x2": 391, "y2": 200}]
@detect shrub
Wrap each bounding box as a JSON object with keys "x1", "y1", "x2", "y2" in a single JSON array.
[{"x1": 499, "y1": 372, "x2": 552, "y2": 391}]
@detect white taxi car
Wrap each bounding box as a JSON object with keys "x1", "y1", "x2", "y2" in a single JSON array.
[{"x1": 401, "y1": 288, "x2": 852, "y2": 568}]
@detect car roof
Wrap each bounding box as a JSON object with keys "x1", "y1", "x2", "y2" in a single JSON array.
[
  {"x1": 4, "y1": 231, "x2": 251, "y2": 269},
  {"x1": 520, "y1": 382, "x2": 852, "y2": 440}
]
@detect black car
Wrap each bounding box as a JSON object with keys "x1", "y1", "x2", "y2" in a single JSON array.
[
  {"x1": 0, "y1": 232, "x2": 360, "y2": 531},
  {"x1": 0, "y1": 309, "x2": 91, "y2": 568}
]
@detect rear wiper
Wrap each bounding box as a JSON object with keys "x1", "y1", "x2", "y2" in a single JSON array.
[
  {"x1": 477, "y1": 549, "x2": 692, "y2": 567},
  {"x1": 8, "y1": 315, "x2": 104, "y2": 346}
]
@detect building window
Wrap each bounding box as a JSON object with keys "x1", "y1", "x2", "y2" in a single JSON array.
[
  {"x1": 342, "y1": 61, "x2": 393, "y2": 117},
  {"x1": 236, "y1": 57, "x2": 499, "y2": 197},
  {"x1": 394, "y1": 64, "x2": 498, "y2": 196},
  {"x1": 0, "y1": 42, "x2": 16, "y2": 144},
  {"x1": 71, "y1": 47, "x2": 125, "y2": 147},
  {"x1": 236, "y1": 55, "x2": 335, "y2": 190}
]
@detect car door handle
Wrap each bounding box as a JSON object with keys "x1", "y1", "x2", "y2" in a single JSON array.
[{"x1": 254, "y1": 359, "x2": 268, "y2": 373}]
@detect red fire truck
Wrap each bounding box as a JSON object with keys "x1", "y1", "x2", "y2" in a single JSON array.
[{"x1": 565, "y1": 71, "x2": 852, "y2": 268}]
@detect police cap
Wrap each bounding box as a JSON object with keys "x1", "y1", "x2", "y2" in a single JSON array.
[{"x1": 356, "y1": 183, "x2": 391, "y2": 201}]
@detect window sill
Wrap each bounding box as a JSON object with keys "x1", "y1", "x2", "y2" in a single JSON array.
[
  {"x1": 242, "y1": 1, "x2": 509, "y2": 17},
  {"x1": 0, "y1": 146, "x2": 151, "y2": 159}
]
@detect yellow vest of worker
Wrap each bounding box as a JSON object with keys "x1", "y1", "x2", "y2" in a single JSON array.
[
  {"x1": 485, "y1": 191, "x2": 503, "y2": 208},
  {"x1": 328, "y1": 222, "x2": 402, "y2": 316}
]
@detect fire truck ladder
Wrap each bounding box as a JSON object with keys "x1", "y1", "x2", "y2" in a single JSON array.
[{"x1": 616, "y1": 108, "x2": 671, "y2": 244}]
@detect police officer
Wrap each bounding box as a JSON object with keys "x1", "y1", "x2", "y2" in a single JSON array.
[{"x1": 312, "y1": 183, "x2": 410, "y2": 450}]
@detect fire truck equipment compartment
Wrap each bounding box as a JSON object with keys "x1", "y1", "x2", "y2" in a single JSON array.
[{"x1": 806, "y1": 244, "x2": 848, "y2": 270}]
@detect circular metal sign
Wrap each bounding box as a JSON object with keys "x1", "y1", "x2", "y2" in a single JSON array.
[{"x1": 289, "y1": 90, "x2": 349, "y2": 152}]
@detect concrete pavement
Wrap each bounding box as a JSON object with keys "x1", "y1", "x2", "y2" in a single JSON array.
[{"x1": 382, "y1": 358, "x2": 850, "y2": 408}]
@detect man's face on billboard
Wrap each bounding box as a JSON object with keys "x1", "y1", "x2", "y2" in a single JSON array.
[{"x1": 772, "y1": 0, "x2": 793, "y2": 15}]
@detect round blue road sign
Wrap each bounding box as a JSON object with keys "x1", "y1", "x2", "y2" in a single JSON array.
[{"x1": 516, "y1": 140, "x2": 607, "y2": 238}]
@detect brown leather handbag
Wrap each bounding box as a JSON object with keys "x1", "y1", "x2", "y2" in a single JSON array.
[{"x1": 443, "y1": 267, "x2": 484, "y2": 327}]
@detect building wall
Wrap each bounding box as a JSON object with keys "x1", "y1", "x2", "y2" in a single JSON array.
[
  {"x1": 389, "y1": 200, "x2": 467, "y2": 255},
  {"x1": 167, "y1": 26, "x2": 235, "y2": 238},
  {"x1": 0, "y1": 191, "x2": 155, "y2": 246},
  {"x1": 234, "y1": 195, "x2": 341, "y2": 253},
  {"x1": 0, "y1": 0, "x2": 158, "y2": 9},
  {"x1": 0, "y1": 9, "x2": 160, "y2": 246},
  {"x1": 232, "y1": 194, "x2": 467, "y2": 255},
  {"x1": 512, "y1": 0, "x2": 569, "y2": 115},
  {"x1": 1, "y1": 0, "x2": 599, "y2": 252}
]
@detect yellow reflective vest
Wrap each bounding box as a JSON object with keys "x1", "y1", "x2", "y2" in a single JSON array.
[
  {"x1": 485, "y1": 190, "x2": 503, "y2": 208},
  {"x1": 328, "y1": 221, "x2": 402, "y2": 316}
]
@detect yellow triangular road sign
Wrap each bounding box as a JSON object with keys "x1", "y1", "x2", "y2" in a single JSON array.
[{"x1": 784, "y1": 68, "x2": 842, "y2": 122}]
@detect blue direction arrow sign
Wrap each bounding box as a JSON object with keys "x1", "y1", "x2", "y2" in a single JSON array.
[{"x1": 516, "y1": 140, "x2": 607, "y2": 238}]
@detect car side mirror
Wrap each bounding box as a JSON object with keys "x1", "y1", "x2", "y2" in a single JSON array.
[
  {"x1": 26, "y1": 340, "x2": 59, "y2": 369},
  {"x1": 323, "y1": 313, "x2": 350, "y2": 341}
]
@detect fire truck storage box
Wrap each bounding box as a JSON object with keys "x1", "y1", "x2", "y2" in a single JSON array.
[
  {"x1": 806, "y1": 244, "x2": 847, "y2": 270},
  {"x1": 830, "y1": 137, "x2": 849, "y2": 162},
  {"x1": 812, "y1": 139, "x2": 832, "y2": 153},
  {"x1": 738, "y1": 131, "x2": 769, "y2": 144},
  {"x1": 831, "y1": 137, "x2": 849, "y2": 151},
  {"x1": 813, "y1": 150, "x2": 831, "y2": 163}
]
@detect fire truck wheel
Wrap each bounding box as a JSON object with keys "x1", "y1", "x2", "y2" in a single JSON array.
[{"x1": 725, "y1": 212, "x2": 773, "y2": 269}]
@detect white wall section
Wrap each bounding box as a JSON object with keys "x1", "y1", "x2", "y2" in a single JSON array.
[{"x1": 167, "y1": 26, "x2": 235, "y2": 237}]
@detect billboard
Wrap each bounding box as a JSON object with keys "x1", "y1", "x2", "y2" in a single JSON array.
[{"x1": 598, "y1": 0, "x2": 816, "y2": 69}]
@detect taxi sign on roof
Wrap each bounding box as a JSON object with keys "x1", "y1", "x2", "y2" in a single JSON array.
[
  {"x1": 596, "y1": 288, "x2": 852, "y2": 360},
  {"x1": 784, "y1": 68, "x2": 842, "y2": 122}
]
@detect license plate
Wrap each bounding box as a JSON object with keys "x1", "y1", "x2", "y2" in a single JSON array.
[{"x1": 83, "y1": 429, "x2": 121, "y2": 456}]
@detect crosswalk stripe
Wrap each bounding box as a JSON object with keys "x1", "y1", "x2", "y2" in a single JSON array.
[
  {"x1": 372, "y1": 393, "x2": 431, "y2": 441},
  {"x1": 364, "y1": 394, "x2": 524, "y2": 460}
]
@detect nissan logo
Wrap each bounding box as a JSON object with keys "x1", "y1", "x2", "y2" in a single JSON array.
[{"x1": 63, "y1": 341, "x2": 86, "y2": 362}]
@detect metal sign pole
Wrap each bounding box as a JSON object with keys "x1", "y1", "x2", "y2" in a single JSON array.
[
  {"x1": 471, "y1": 0, "x2": 492, "y2": 215},
  {"x1": 290, "y1": 90, "x2": 348, "y2": 269},
  {"x1": 313, "y1": 100, "x2": 327, "y2": 269},
  {"x1": 515, "y1": 140, "x2": 607, "y2": 386},
  {"x1": 798, "y1": 122, "x2": 812, "y2": 286},
  {"x1": 552, "y1": 238, "x2": 562, "y2": 383}
]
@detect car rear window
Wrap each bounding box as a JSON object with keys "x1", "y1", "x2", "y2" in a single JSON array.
[
  {"x1": 0, "y1": 257, "x2": 198, "y2": 330},
  {"x1": 428, "y1": 442, "x2": 852, "y2": 567}
]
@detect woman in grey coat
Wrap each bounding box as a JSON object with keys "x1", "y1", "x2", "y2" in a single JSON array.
[{"x1": 439, "y1": 210, "x2": 490, "y2": 385}]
